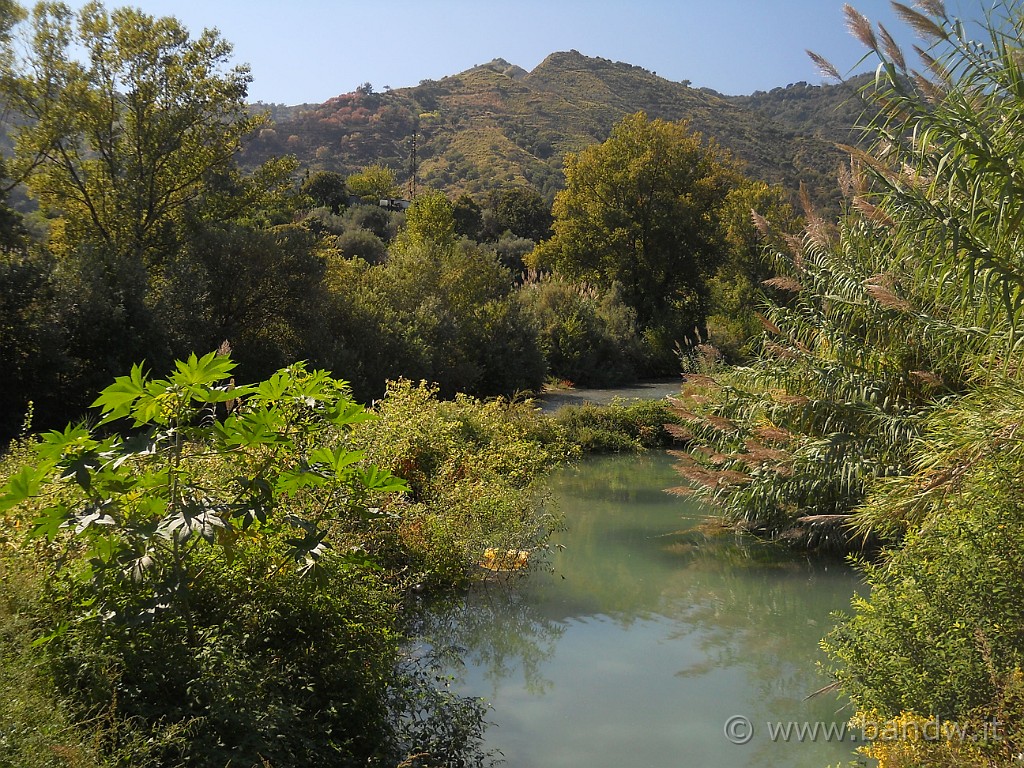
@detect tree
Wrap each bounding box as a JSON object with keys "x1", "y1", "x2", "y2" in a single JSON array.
[
  {"x1": 301, "y1": 170, "x2": 348, "y2": 213},
  {"x1": 530, "y1": 112, "x2": 740, "y2": 369},
  {"x1": 399, "y1": 189, "x2": 456, "y2": 250},
  {"x1": 0, "y1": 2, "x2": 271, "y2": 266},
  {"x1": 482, "y1": 185, "x2": 552, "y2": 242},
  {"x1": 347, "y1": 163, "x2": 399, "y2": 202},
  {"x1": 452, "y1": 192, "x2": 483, "y2": 240}
]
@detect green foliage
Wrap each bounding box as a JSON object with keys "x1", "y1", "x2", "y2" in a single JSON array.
[
  {"x1": 823, "y1": 456, "x2": 1024, "y2": 766},
  {"x1": 667, "y1": 2, "x2": 1024, "y2": 765},
  {"x1": 0, "y1": 2, "x2": 270, "y2": 263},
  {"x1": 399, "y1": 190, "x2": 457, "y2": 249},
  {"x1": 352, "y1": 379, "x2": 571, "y2": 586},
  {"x1": 347, "y1": 163, "x2": 399, "y2": 202},
  {"x1": 336, "y1": 226, "x2": 388, "y2": 263},
  {"x1": 518, "y1": 272, "x2": 642, "y2": 386},
  {"x1": 704, "y1": 180, "x2": 800, "y2": 361},
  {"x1": 0, "y1": 355, "x2": 536, "y2": 766},
  {"x1": 481, "y1": 185, "x2": 552, "y2": 242},
  {"x1": 348, "y1": 229, "x2": 546, "y2": 398},
  {"x1": 550, "y1": 399, "x2": 680, "y2": 453},
  {"x1": 301, "y1": 169, "x2": 349, "y2": 213},
  {"x1": 452, "y1": 192, "x2": 484, "y2": 239},
  {"x1": 531, "y1": 112, "x2": 741, "y2": 371},
  {"x1": 1, "y1": 352, "x2": 406, "y2": 616}
]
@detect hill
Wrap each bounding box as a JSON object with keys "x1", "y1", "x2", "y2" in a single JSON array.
[{"x1": 241, "y1": 52, "x2": 877, "y2": 211}]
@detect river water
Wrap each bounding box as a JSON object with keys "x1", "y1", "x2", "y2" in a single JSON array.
[{"x1": 422, "y1": 451, "x2": 864, "y2": 767}]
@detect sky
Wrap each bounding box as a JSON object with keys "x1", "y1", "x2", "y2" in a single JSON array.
[{"x1": 59, "y1": 0, "x2": 995, "y2": 105}]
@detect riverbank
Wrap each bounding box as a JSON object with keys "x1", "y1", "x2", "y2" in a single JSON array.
[{"x1": 535, "y1": 378, "x2": 681, "y2": 413}]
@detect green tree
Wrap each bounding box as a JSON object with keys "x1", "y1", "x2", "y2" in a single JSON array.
[
  {"x1": 483, "y1": 185, "x2": 552, "y2": 242},
  {"x1": 300, "y1": 169, "x2": 348, "y2": 213},
  {"x1": 518, "y1": 273, "x2": 642, "y2": 386},
  {"x1": 0, "y1": 2, "x2": 272, "y2": 265},
  {"x1": 346, "y1": 163, "x2": 399, "y2": 202},
  {"x1": 350, "y1": 196, "x2": 546, "y2": 397},
  {"x1": 531, "y1": 112, "x2": 740, "y2": 369},
  {"x1": 452, "y1": 192, "x2": 483, "y2": 240},
  {"x1": 704, "y1": 180, "x2": 800, "y2": 360}
]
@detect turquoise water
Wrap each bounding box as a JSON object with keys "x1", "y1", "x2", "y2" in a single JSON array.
[{"x1": 422, "y1": 452, "x2": 865, "y2": 767}]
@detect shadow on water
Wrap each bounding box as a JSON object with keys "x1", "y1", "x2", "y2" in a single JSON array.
[{"x1": 416, "y1": 452, "x2": 865, "y2": 768}]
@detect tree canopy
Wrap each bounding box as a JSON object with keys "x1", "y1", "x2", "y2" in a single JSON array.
[
  {"x1": 0, "y1": 2, "x2": 277, "y2": 263},
  {"x1": 530, "y1": 112, "x2": 741, "y2": 368}
]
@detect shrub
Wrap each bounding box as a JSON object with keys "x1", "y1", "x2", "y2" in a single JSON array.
[
  {"x1": 551, "y1": 399, "x2": 679, "y2": 453},
  {"x1": 518, "y1": 273, "x2": 643, "y2": 386},
  {"x1": 353, "y1": 379, "x2": 571, "y2": 586},
  {"x1": 0, "y1": 354, "x2": 506, "y2": 767}
]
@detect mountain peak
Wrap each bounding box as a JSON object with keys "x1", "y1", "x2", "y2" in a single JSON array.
[{"x1": 470, "y1": 58, "x2": 528, "y2": 80}]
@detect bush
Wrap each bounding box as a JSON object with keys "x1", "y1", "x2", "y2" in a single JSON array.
[
  {"x1": 518, "y1": 273, "x2": 643, "y2": 386},
  {"x1": 353, "y1": 379, "x2": 571, "y2": 586},
  {"x1": 0, "y1": 355, "x2": 515, "y2": 767},
  {"x1": 351, "y1": 239, "x2": 546, "y2": 398},
  {"x1": 551, "y1": 399, "x2": 679, "y2": 453},
  {"x1": 824, "y1": 465, "x2": 1024, "y2": 765}
]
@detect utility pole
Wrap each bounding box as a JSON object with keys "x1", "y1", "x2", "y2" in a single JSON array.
[{"x1": 408, "y1": 116, "x2": 418, "y2": 200}]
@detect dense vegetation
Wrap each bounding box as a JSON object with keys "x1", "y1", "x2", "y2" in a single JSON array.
[
  {"x1": 0, "y1": 9, "x2": 708, "y2": 762},
  {"x1": 671, "y1": 1, "x2": 1024, "y2": 764},
  {"x1": 0, "y1": 0, "x2": 790, "y2": 440},
  {"x1": 8, "y1": 0, "x2": 1024, "y2": 765}
]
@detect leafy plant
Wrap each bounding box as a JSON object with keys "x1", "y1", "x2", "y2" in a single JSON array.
[{"x1": 0, "y1": 351, "x2": 408, "y2": 623}]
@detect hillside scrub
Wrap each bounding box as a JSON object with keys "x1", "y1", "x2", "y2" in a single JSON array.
[{"x1": 670, "y1": 1, "x2": 1024, "y2": 764}]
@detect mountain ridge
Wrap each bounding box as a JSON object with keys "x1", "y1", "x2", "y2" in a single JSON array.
[{"x1": 241, "y1": 50, "x2": 874, "y2": 210}]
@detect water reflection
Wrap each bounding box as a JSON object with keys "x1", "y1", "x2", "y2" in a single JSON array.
[{"x1": 421, "y1": 452, "x2": 864, "y2": 768}]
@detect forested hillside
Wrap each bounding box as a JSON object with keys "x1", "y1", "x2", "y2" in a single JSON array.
[{"x1": 241, "y1": 52, "x2": 871, "y2": 212}]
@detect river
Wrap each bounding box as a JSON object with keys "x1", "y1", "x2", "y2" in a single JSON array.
[{"x1": 420, "y1": 451, "x2": 864, "y2": 767}]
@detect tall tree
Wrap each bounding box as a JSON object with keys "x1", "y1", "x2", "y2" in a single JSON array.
[
  {"x1": 530, "y1": 112, "x2": 740, "y2": 368},
  {"x1": 0, "y1": 1, "x2": 274, "y2": 265},
  {"x1": 0, "y1": 2, "x2": 301, "y2": 426}
]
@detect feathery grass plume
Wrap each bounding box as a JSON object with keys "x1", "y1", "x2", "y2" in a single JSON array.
[
  {"x1": 914, "y1": 45, "x2": 952, "y2": 85},
  {"x1": 845, "y1": 4, "x2": 879, "y2": 50},
  {"x1": 838, "y1": 162, "x2": 856, "y2": 198},
  {"x1": 774, "y1": 394, "x2": 811, "y2": 405},
  {"x1": 756, "y1": 312, "x2": 784, "y2": 336},
  {"x1": 878, "y1": 23, "x2": 907, "y2": 70},
  {"x1": 703, "y1": 414, "x2": 738, "y2": 432},
  {"x1": 892, "y1": 1, "x2": 950, "y2": 41},
  {"x1": 751, "y1": 209, "x2": 773, "y2": 237},
  {"x1": 852, "y1": 195, "x2": 895, "y2": 226},
  {"x1": 764, "y1": 340, "x2": 801, "y2": 360},
  {"x1": 681, "y1": 373, "x2": 719, "y2": 388},
  {"x1": 668, "y1": 449, "x2": 696, "y2": 466},
  {"x1": 753, "y1": 425, "x2": 794, "y2": 444},
  {"x1": 665, "y1": 485, "x2": 696, "y2": 497},
  {"x1": 865, "y1": 280, "x2": 913, "y2": 312},
  {"x1": 800, "y1": 183, "x2": 835, "y2": 248},
  {"x1": 916, "y1": 0, "x2": 947, "y2": 20},
  {"x1": 909, "y1": 369, "x2": 943, "y2": 386},
  {"x1": 807, "y1": 49, "x2": 842, "y2": 81},
  {"x1": 762, "y1": 275, "x2": 803, "y2": 293},
  {"x1": 742, "y1": 440, "x2": 791, "y2": 463},
  {"x1": 782, "y1": 234, "x2": 805, "y2": 270},
  {"x1": 691, "y1": 446, "x2": 730, "y2": 465}
]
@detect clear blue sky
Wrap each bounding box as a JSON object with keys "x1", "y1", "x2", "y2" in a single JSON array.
[{"x1": 64, "y1": 0, "x2": 994, "y2": 105}]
